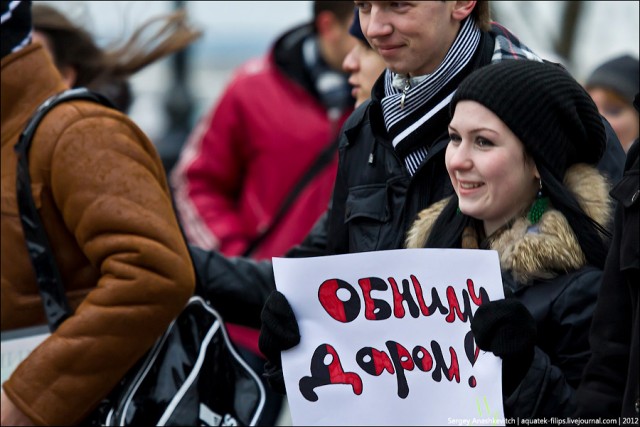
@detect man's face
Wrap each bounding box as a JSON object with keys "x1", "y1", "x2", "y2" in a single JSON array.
[{"x1": 355, "y1": 1, "x2": 463, "y2": 76}]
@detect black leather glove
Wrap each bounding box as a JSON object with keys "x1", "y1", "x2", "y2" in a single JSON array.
[
  {"x1": 471, "y1": 298, "x2": 537, "y2": 395},
  {"x1": 258, "y1": 290, "x2": 301, "y2": 394}
]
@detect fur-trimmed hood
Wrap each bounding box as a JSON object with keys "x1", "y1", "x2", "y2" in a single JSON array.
[{"x1": 405, "y1": 164, "x2": 612, "y2": 284}]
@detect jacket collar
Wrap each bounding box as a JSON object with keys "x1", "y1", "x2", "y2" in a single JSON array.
[
  {"x1": 1, "y1": 43, "x2": 67, "y2": 145},
  {"x1": 405, "y1": 164, "x2": 612, "y2": 284}
]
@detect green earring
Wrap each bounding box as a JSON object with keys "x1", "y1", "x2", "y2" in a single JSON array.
[{"x1": 528, "y1": 180, "x2": 548, "y2": 224}]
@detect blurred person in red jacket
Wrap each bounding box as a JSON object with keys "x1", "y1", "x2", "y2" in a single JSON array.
[{"x1": 170, "y1": 1, "x2": 355, "y2": 424}]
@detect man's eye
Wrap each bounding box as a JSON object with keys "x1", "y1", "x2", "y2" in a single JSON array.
[
  {"x1": 391, "y1": 2, "x2": 409, "y2": 8},
  {"x1": 355, "y1": 2, "x2": 371, "y2": 12}
]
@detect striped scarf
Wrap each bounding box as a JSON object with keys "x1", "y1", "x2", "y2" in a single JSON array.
[{"x1": 380, "y1": 18, "x2": 541, "y2": 175}]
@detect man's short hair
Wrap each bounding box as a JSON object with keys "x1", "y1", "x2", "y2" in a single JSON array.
[
  {"x1": 472, "y1": 1, "x2": 492, "y2": 32},
  {"x1": 313, "y1": 1, "x2": 355, "y2": 25}
]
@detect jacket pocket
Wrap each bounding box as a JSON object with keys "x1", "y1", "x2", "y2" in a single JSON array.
[{"x1": 344, "y1": 184, "x2": 389, "y2": 252}]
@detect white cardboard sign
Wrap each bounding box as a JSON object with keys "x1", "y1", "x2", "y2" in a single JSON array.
[{"x1": 273, "y1": 248, "x2": 506, "y2": 426}]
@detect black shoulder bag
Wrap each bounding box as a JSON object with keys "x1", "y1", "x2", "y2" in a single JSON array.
[{"x1": 13, "y1": 88, "x2": 265, "y2": 426}]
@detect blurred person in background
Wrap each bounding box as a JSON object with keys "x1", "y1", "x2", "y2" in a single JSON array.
[
  {"x1": 1, "y1": 1, "x2": 195, "y2": 424},
  {"x1": 170, "y1": 1, "x2": 355, "y2": 424},
  {"x1": 584, "y1": 54, "x2": 639, "y2": 153},
  {"x1": 31, "y1": 2, "x2": 202, "y2": 114},
  {"x1": 342, "y1": 8, "x2": 386, "y2": 108}
]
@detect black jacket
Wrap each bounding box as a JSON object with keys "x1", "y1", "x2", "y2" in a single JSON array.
[
  {"x1": 576, "y1": 139, "x2": 640, "y2": 417},
  {"x1": 503, "y1": 267, "x2": 602, "y2": 417}
]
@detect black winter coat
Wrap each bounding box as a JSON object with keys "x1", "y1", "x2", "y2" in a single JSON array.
[
  {"x1": 503, "y1": 267, "x2": 602, "y2": 417},
  {"x1": 576, "y1": 139, "x2": 640, "y2": 417}
]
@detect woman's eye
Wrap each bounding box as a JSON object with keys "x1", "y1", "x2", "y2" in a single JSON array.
[
  {"x1": 476, "y1": 137, "x2": 494, "y2": 147},
  {"x1": 449, "y1": 133, "x2": 461, "y2": 144}
]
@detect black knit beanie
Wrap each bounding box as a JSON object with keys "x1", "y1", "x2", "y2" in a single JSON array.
[
  {"x1": 585, "y1": 55, "x2": 639, "y2": 104},
  {"x1": 1, "y1": 0, "x2": 32, "y2": 59},
  {"x1": 349, "y1": 8, "x2": 367, "y2": 45},
  {"x1": 450, "y1": 60, "x2": 606, "y2": 180}
]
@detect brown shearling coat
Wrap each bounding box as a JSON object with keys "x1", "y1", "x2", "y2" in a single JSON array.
[{"x1": 1, "y1": 43, "x2": 195, "y2": 425}]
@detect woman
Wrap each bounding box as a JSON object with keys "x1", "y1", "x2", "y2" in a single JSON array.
[
  {"x1": 1, "y1": 1, "x2": 195, "y2": 424},
  {"x1": 342, "y1": 8, "x2": 386, "y2": 108},
  {"x1": 405, "y1": 60, "x2": 612, "y2": 417}
]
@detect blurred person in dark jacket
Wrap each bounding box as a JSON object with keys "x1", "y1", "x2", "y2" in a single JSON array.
[
  {"x1": 576, "y1": 93, "x2": 640, "y2": 417},
  {"x1": 1, "y1": 1, "x2": 195, "y2": 424}
]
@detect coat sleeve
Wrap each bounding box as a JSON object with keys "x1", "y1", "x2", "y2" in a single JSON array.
[
  {"x1": 170, "y1": 78, "x2": 250, "y2": 254},
  {"x1": 3, "y1": 109, "x2": 195, "y2": 426},
  {"x1": 193, "y1": 209, "x2": 335, "y2": 329},
  {"x1": 504, "y1": 268, "x2": 602, "y2": 418}
]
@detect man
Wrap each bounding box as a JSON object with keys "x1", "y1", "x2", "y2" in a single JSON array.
[
  {"x1": 194, "y1": 0, "x2": 625, "y2": 416},
  {"x1": 170, "y1": 2, "x2": 355, "y2": 424},
  {"x1": 171, "y1": 0, "x2": 354, "y2": 261}
]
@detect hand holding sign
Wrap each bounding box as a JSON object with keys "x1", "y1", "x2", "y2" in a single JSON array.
[
  {"x1": 471, "y1": 298, "x2": 537, "y2": 395},
  {"x1": 259, "y1": 291, "x2": 301, "y2": 394}
]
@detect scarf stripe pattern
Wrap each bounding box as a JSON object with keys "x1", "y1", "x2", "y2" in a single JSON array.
[{"x1": 381, "y1": 18, "x2": 480, "y2": 175}]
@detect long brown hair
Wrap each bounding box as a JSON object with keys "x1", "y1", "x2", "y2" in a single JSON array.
[{"x1": 33, "y1": 3, "x2": 202, "y2": 112}]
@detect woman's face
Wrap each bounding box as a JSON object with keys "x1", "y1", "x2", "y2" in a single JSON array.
[
  {"x1": 587, "y1": 87, "x2": 639, "y2": 152},
  {"x1": 446, "y1": 101, "x2": 540, "y2": 236},
  {"x1": 342, "y1": 41, "x2": 387, "y2": 108}
]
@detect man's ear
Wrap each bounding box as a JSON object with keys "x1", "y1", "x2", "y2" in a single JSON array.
[
  {"x1": 452, "y1": 1, "x2": 476, "y2": 22},
  {"x1": 315, "y1": 10, "x2": 335, "y2": 38}
]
